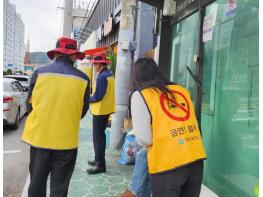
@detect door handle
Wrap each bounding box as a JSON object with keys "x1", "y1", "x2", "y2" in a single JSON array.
[{"x1": 186, "y1": 66, "x2": 205, "y2": 95}]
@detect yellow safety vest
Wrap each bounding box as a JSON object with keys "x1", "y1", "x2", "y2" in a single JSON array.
[
  {"x1": 90, "y1": 76, "x2": 116, "y2": 115},
  {"x1": 141, "y1": 84, "x2": 206, "y2": 174},
  {"x1": 21, "y1": 73, "x2": 88, "y2": 150}
]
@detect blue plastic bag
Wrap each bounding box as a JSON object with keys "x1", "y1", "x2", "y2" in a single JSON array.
[{"x1": 118, "y1": 130, "x2": 141, "y2": 165}]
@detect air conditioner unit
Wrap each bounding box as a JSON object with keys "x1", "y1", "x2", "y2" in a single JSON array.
[{"x1": 163, "y1": 0, "x2": 176, "y2": 16}]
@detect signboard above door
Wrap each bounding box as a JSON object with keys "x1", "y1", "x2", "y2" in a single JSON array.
[
  {"x1": 171, "y1": 0, "x2": 199, "y2": 23},
  {"x1": 138, "y1": 0, "x2": 164, "y2": 9},
  {"x1": 103, "y1": 17, "x2": 113, "y2": 37},
  {"x1": 170, "y1": 0, "x2": 215, "y2": 24},
  {"x1": 96, "y1": 25, "x2": 103, "y2": 41}
]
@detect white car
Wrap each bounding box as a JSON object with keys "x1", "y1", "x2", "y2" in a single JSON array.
[
  {"x1": 4, "y1": 75, "x2": 31, "y2": 91},
  {"x1": 3, "y1": 78, "x2": 28, "y2": 129}
]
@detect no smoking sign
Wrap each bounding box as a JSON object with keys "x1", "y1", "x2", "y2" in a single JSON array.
[{"x1": 160, "y1": 90, "x2": 190, "y2": 121}]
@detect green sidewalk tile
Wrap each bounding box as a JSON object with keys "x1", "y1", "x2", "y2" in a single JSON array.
[
  {"x1": 46, "y1": 113, "x2": 133, "y2": 197},
  {"x1": 89, "y1": 185, "x2": 109, "y2": 196},
  {"x1": 67, "y1": 114, "x2": 133, "y2": 197},
  {"x1": 68, "y1": 180, "x2": 90, "y2": 197}
]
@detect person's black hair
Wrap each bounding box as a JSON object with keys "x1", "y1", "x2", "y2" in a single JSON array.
[
  {"x1": 130, "y1": 57, "x2": 175, "y2": 100},
  {"x1": 100, "y1": 63, "x2": 107, "y2": 67},
  {"x1": 55, "y1": 54, "x2": 74, "y2": 65}
]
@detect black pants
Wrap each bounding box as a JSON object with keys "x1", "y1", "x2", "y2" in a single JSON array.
[
  {"x1": 150, "y1": 160, "x2": 204, "y2": 197},
  {"x1": 28, "y1": 146, "x2": 77, "y2": 197},
  {"x1": 92, "y1": 114, "x2": 110, "y2": 169}
]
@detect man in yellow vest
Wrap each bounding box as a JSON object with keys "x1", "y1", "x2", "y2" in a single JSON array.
[
  {"x1": 21, "y1": 37, "x2": 90, "y2": 197},
  {"x1": 87, "y1": 54, "x2": 115, "y2": 174},
  {"x1": 130, "y1": 57, "x2": 206, "y2": 197}
]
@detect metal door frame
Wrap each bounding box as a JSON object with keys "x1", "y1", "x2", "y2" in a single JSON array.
[{"x1": 169, "y1": 0, "x2": 216, "y2": 123}]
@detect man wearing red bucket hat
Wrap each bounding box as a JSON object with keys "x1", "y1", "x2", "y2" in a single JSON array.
[
  {"x1": 21, "y1": 37, "x2": 90, "y2": 197},
  {"x1": 86, "y1": 54, "x2": 116, "y2": 174}
]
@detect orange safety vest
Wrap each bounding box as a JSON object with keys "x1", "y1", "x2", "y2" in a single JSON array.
[{"x1": 140, "y1": 84, "x2": 206, "y2": 174}]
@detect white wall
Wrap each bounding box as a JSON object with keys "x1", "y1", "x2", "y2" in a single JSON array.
[
  {"x1": 77, "y1": 31, "x2": 97, "y2": 81},
  {"x1": 79, "y1": 31, "x2": 96, "y2": 51}
]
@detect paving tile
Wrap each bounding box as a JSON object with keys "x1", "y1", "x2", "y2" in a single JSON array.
[{"x1": 62, "y1": 114, "x2": 132, "y2": 197}]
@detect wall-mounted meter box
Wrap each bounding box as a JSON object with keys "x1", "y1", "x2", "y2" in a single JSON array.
[{"x1": 120, "y1": 38, "x2": 130, "y2": 50}]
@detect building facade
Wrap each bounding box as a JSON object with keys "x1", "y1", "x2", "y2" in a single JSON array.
[
  {"x1": 79, "y1": 0, "x2": 155, "y2": 58},
  {"x1": 3, "y1": 0, "x2": 25, "y2": 72},
  {"x1": 140, "y1": 0, "x2": 259, "y2": 196},
  {"x1": 78, "y1": 0, "x2": 121, "y2": 47}
]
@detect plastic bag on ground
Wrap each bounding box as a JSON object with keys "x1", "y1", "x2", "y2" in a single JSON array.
[{"x1": 118, "y1": 129, "x2": 141, "y2": 165}]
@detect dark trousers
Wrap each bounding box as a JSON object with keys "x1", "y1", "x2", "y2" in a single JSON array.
[
  {"x1": 150, "y1": 160, "x2": 204, "y2": 197},
  {"x1": 28, "y1": 146, "x2": 77, "y2": 197},
  {"x1": 92, "y1": 114, "x2": 110, "y2": 168}
]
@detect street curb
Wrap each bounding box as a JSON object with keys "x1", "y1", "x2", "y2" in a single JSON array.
[
  {"x1": 21, "y1": 175, "x2": 30, "y2": 197},
  {"x1": 200, "y1": 184, "x2": 219, "y2": 197}
]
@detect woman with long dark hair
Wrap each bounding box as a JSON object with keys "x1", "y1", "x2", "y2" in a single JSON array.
[{"x1": 130, "y1": 57, "x2": 206, "y2": 197}]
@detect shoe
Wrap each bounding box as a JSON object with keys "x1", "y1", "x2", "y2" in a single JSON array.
[
  {"x1": 86, "y1": 165, "x2": 106, "y2": 174},
  {"x1": 87, "y1": 160, "x2": 97, "y2": 166},
  {"x1": 118, "y1": 189, "x2": 137, "y2": 197}
]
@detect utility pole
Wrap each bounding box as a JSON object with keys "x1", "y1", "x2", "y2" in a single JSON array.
[
  {"x1": 110, "y1": 0, "x2": 137, "y2": 149},
  {"x1": 63, "y1": 0, "x2": 73, "y2": 37}
]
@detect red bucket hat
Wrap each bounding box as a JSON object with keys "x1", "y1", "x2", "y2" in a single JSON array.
[
  {"x1": 89, "y1": 54, "x2": 112, "y2": 65},
  {"x1": 47, "y1": 37, "x2": 85, "y2": 60}
]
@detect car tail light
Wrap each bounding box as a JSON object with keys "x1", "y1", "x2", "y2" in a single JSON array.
[
  {"x1": 3, "y1": 97, "x2": 13, "y2": 103},
  {"x1": 3, "y1": 97, "x2": 13, "y2": 111}
]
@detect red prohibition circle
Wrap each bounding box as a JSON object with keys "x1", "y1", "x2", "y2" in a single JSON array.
[{"x1": 160, "y1": 90, "x2": 190, "y2": 121}]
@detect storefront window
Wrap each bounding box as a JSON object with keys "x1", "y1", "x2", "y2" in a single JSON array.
[{"x1": 201, "y1": 0, "x2": 259, "y2": 196}]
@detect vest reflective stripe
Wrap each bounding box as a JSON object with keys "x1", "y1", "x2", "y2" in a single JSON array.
[
  {"x1": 141, "y1": 85, "x2": 206, "y2": 174},
  {"x1": 90, "y1": 76, "x2": 116, "y2": 115},
  {"x1": 21, "y1": 73, "x2": 87, "y2": 150}
]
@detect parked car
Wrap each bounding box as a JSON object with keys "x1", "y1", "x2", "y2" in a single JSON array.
[
  {"x1": 4, "y1": 75, "x2": 31, "y2": 91},
  {"x1": 3, "y1": 78, "x2": 28, "y2": 129}
]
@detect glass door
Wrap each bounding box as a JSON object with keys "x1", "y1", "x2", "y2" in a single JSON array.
[{"x1": 170, "y1": 12, "x2": 199, "y2": 105}]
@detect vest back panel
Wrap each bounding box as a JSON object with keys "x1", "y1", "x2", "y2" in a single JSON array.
[
  {"x1": 22, "y1": 73, "x2": 87, "y2": 149},
  {"x1": 141, "y1": 85, "x2": 206, "y2": 174},
  {"x1": 90, "y1": 76, "x2": 116, "y2": 115}
]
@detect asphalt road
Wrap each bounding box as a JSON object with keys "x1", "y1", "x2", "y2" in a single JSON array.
[{"x1": 3, "y1": 115, "x2": 30, "y2": 197}]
